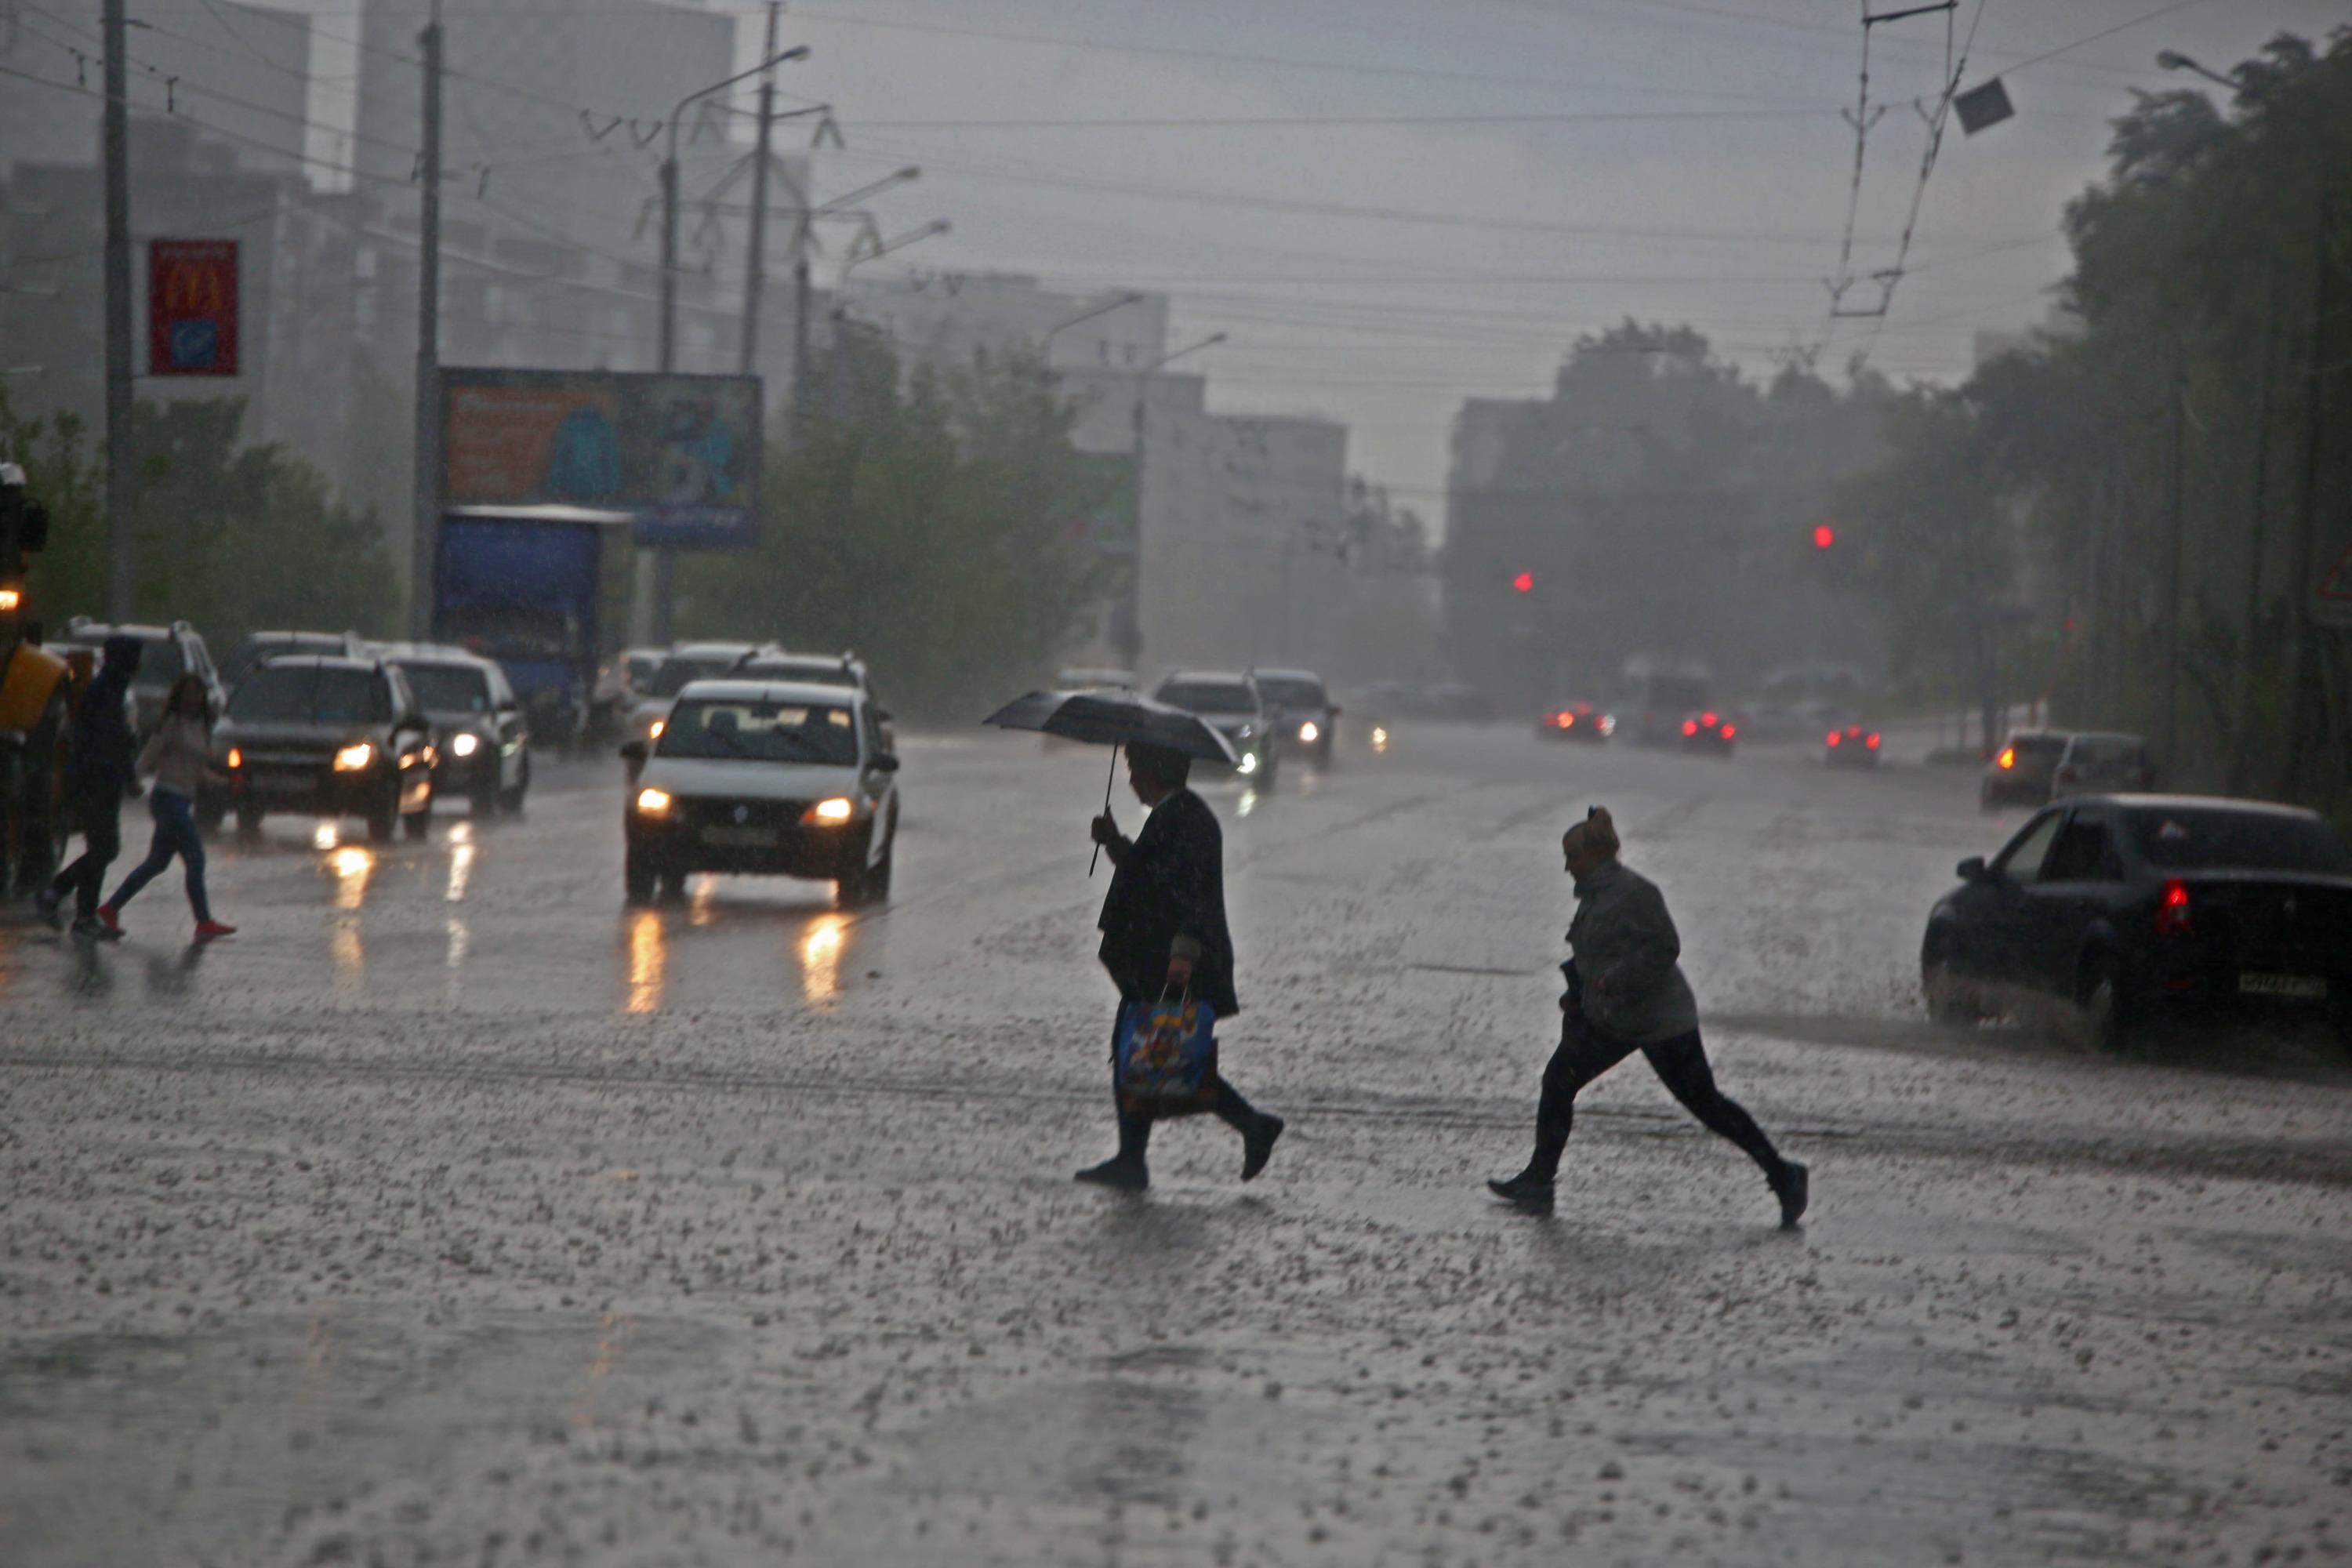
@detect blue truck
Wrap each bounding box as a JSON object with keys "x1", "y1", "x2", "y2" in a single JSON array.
[{"x1": 433, "y1": 506, "x2": 634, "y2": 751}]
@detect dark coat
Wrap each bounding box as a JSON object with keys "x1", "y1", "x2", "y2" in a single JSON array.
[
  {"x1": 62, "y1": 642, "x2": 140, "y2": 804},
  {"x1": 1097, "y1": 786, "x2": 1240, "y2": 1017}
]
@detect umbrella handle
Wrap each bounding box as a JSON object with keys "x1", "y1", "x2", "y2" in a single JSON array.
[{"x1": 1089, "y1": 744, "x2": 1120, "y2": 877}]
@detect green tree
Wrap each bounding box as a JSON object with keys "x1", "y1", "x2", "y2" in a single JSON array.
[{"x1": 680, "y1": 333, "x2": 1112, "y2": 724}]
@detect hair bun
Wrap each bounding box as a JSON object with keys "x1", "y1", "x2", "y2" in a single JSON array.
[{"x1": 1583, "y1": 805, "x2": 1621, "y2": 857}]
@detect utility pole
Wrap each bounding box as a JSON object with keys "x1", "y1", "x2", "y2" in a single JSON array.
[
  {"x1": 409, "y1": 0, "x2": 445, "y2": 641},
  {"x1": 740, "y1": 2, "x2": 781, "y2": 378},
  {"x1": 2281, "y1": 189, "x2": 2335, "y2": 797},
  {"x1": 2159, "y1": 339, "x2": 2186, "y2": 775},
  {"x1": 2229, "y1": 267, "x2": 2281, "y2": 794},
  {"x1": 101, "y1": 0, "x2": 135, "y2": 621}
]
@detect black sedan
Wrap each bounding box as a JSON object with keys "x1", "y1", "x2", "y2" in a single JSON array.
[
  {"x1": 1824, "y1": 723, "x2": 1881, "y2": 768},
  {"x1": 215, "y1": 656, "x2": 437, "y2": 843},
  {"x1": 1921, "y1": 794, "x2": 2352, "y2": 1050},
  {"x1": 1679, "y1": 710, "x2": 1737, "y2": 757},
  {"x1": 1537, "y1": 702, "x2": 1613, "y2": 744}
]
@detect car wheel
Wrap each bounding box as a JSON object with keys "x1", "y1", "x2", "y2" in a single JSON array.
[
  {"x1": 234, "y1": 803, "x2": 265, "y2": 838},
  {"x1": 624, "y1": 847, "x2": 655, "y2": 906},
  {"x1": 2078, "y1": 953, "x2": 2139, "y2": 1053},
  {"x1": 656, "y1": 869, "x2": 689, "y2": 904},
  {"x1": 1922, "y1": 934, "x2": 1980, "y2": 1023},
  {"x1": 197, "y1": 797, "x2": 227, "y2": 834}
]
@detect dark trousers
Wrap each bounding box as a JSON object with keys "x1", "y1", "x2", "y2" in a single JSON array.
[
  {"x1": 1109, "y1": 1003, "x2": 1264, "y2": 1163},
  {"x1": 49, "y1": 796, "x2": 123, "y2": 920},
  {"x1": 107, "y1": 787, "x2": 211, "y2": 922},
  {"x1": 1529, "y1": 1016, "x2": 1788, "y2": 1186}
]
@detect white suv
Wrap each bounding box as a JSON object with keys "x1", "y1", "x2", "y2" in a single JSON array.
[{"x1": 621, "y1": 679, "x2": 901, "y2": 907}]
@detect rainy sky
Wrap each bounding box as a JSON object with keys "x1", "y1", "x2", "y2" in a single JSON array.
[{"x1": 281, "y1": 0, "x2": 2347, "y2": 514}]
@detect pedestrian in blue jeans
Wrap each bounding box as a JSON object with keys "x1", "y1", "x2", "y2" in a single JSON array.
[{"x1": 99, "y1": 674, "x2": 236, "y2": 942}]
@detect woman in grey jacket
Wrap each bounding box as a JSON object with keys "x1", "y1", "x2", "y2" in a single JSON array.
[
  {"x1": 1488, "y1": 807, "x2": 1804, "y2": 1225},
  {"x1": 99, "y1": 675, "x2": 235, "y2": 941}
]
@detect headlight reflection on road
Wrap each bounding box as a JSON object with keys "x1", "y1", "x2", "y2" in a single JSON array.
[
  {"x1": 446, "y1": 822, "x2": 474, "y2": 904},
  {"x1": 626, "y1": 911, "x2": 666, "y2": 1015},
  {"x1": 330, "y1": 848, "x2": 372, "y2": 912},
  {"x1": 329, "y1": 846, "x2": 372, "y2": 990},
  {"x1": 445, "y1": 917, "x2": 469, "y2": 1001},
  {"x1": 800, "y1": 913, "x2": 847, "y2": 1003}
]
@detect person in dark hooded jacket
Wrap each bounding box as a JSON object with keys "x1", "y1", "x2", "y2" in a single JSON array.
[
  {"x1": 35, "y1": 635, "x2": 141, "y2": 937},
  {"x1": 1079, "y1": 742, "x2": 1283, "y2": 1190}
]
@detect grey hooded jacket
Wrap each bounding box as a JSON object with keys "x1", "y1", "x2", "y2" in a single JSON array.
[{"x1": 1567, "y1": 859, "x2": 1700, "y2": 1045}]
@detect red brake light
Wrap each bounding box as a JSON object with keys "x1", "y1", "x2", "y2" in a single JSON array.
[
  {"x1": 1682, "y1": 720, "x2": 1699, "y2": 736},
  {"x1": 1826, "y1": 730, "x2": 1842, "y2": 746},
  {"x1": 2157, "y1": 878, "x2": 2193, "y2": 937},
  {"x1": 1560, "y1": 712, "x2": 1575, "y2": 727},
  {"x1": 1720, "y1": 724, "x2": 1736, "y2": 739},
  {"x1": 1865, "y1": 732, "x2": 1880, "y2": 750},
  {"x1": 1701, "y1": 712, "x2": 1718, "y2": 728}
]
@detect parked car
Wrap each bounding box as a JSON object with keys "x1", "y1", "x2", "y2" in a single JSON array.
[
  {"x1": 1537, "y1": 702, "x2": 1613, "y2": 744},
  {"x1": 214, "y1": 655, "x2": 436, "y2": 842},
  {"x1": 619, "y1": 678, "x2": 900, "y2": 908},
  {"x1": 1919, "y1": 794, "x2": 2352, "y2": 1051},
  {"x1": 1254, "y1": 667, "x2": 1340, "y2": 767},
  {"x1": 1153, "y1": 670, "x2": 1279, "y2": 788},
  {"x1": 2052, "y1": 731, "x2": 2155, "y2": 798},
  {"x1": 376, "y1": 641, "x2": 532, "y2": 815},
  {"x1": 1679, "y1": 710, "x2": 1737, "y2": 757},
  {"x1": 55, "y1": 617, "x2": 225, "y2": 732},
  {"x1": 220, "y1": 630, "x2": 365, "y2": 691},
  {"x1": 1824, "y1": 723, "x2": 1881, "y2": 768},
  {"x1": 626, "y1": 642, "x2": 761, "y2": 746},
  {"x1": 1982, "y1": 730, "x2": 2071, "y2": 811}
]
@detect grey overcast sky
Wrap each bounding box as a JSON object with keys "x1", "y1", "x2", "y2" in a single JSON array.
[{"x1": 295, "y1": 0, "x2": 2350, "y2": 514}]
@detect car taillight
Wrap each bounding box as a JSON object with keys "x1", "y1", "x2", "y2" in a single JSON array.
[
  {"x1": 1559, "y1": 712, "x2": 1575, "y2": 727},
  {"x1": 1998, "y1": 746, "x2": 2016, "y2": 769},
  {"x1": 1701, "y1": 712, "x2": 1718, "y2": 728},
  {"x1": 1826, "y1": 730, "x2": 1842, "y2": 747},
  {"x1": 1720, "y1": 724, "x2": 1736, "y2": 739},
  {"x1": 2156, "y1": 879, "x2": 2193, "y2": 937},
  {"x1": 1865, "y1": 732, "x2": 1880, "y2": 750},
  {"x1": 1682, "y1": 720, "x2": 1699, "y2": 736}
]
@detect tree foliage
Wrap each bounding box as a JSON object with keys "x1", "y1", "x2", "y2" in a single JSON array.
[
  {"x1": 678, "y1": 332, "x2": 1112, "y2": 724},
  {"x1": 0, "y1": 388, "x2": 397, "y2": 643}
]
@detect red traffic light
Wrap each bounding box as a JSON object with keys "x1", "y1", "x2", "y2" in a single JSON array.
[
  {"x1": 1511, "y1": 571, "x2": 1534, "y2": 593},
  {"x1": 1813, "y1": 524, "x2": 1836, "y2": 550}
]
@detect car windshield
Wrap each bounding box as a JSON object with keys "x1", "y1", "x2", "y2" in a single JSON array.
[
  {"x1": 399, "y1": 663, "x2": 493, "y2": 713},
  {"x1": 1159, "y1": 681, "x2": 1257, "y2": 716},
  {"x1": 626, "y1": 655, "x2": 660, "y2": 686},
  {"x1": 2010, "y1": 735, "x2": 2068, "y2": 761},
  {"x1": 2122, "y1": 808, "x2": 2352, "y2": 874},
  {"x1": 2070, "y1": 738, "x2": 2144, "y2": 767},
  {"x1": 224, "y1": 635, "x2": 340, "y2": 687},
  {"x1": 1257, "y1": 677, "x2": 1328, "y2": 710},
  {"x1": 228, "y1": 665, "x2": 389, "y2": 724},
  {"x1": 659, "y1": 699, "x2": 859, "y2": 765},
  {"x1": 741, "y1": 661, "x2": 857, "y2": 688},
  {"x1": 648, "y1": 655, "x2": 739, "y2": 698}
]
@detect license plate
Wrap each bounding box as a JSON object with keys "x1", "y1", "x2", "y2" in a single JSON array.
[
  {"x1": 2238, "y1": 972, "x2": 2326, "y2": 1000},
  {"x1": 701, "y1": 826, "x2": 779, "y2": 848},
  {"x1": 256, "y1": 772, "x2": 314, "y2": 797}
]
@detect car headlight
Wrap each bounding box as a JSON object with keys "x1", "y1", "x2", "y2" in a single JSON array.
[
  {"x1": 1298, "y1": 720, "x2": 1320, "y2": 743},
  {"x1": 1370, "y1": 726, "x2": 1390, "y2": 753},
  {"x1": 333, "y1": 742, "x2": 374, "y2": 771},
  {"x1": 451, "y1": 732, "x2": 481, "y2": 758},
  {"x1": 635, "y1": 786, "x2": 672, "y2": 815},
  {"x1": 1236, "y1": 752, "x2": 1260, "y2": 775},
  {"x1": 226, "y1": 747, "x2": 243, "y2": 769},
  {"x1": 802, "y1": 797, "x2": 855, "y2": 826},
  {"x1": 649, "y1": 718, "x2": 665, "y2": 740}
]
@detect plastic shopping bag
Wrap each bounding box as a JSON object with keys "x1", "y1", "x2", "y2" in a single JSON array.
[{"x1": 1114, "y1": 992, "x2": 1219, "y2": 1117}]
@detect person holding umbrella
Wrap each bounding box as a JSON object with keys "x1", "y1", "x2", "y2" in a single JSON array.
[{"x1": 1081, "y1": 742, "x2": 1283, "y2": 1190}]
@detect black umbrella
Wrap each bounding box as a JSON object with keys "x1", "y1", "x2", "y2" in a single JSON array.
[{"x1": 984, "y1": 688, "x2": 1238, "y2": 873}]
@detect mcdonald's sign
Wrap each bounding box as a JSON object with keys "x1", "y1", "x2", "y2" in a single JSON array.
[{"x1": 148, "y1": 239, "x2": 240, "y2": 376}]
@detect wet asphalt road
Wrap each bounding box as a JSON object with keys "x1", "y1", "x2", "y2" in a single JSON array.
[{"x1": 2, "y1": 724, "x2": 2349, "y2": 1566}]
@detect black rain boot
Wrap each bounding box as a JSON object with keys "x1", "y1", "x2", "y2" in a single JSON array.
[
  {"x1": 1772, "y1": 1160, "x2": 1809, "y2": 1230},
  {"x1": 1077, "y1": 1111, "x2": 1151, "y2": 1190},
  {"x1": 1486, "y1": 1170, "x2": 1555, "y2": 1213}
]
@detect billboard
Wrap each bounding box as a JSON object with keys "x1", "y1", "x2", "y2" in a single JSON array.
[
  {"x1": 439, "y1": 368, "x2": 761, "y2": 550},
  {"x1": 148, "y1": 240, "x2": 239, "y2": 376}
]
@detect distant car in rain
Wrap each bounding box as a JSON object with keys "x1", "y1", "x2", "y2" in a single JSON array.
[
  {"x1": 1154, "y1": 670, "x2": 1279, "y2": 788},
  {"x1": 214, "y1": 655, "x2": 437, "y2": 842},
  {"x1": 1054, "y1": 666, "x2": 1136, "y2": 693},
  {"x1": 1536, "y1": 702, "x2": 1613, "y2": 744},
  {"x1": 1823, "y1": 723, "x2": 1881, "y2": 768},
  {"x1": 620, "y1": 677, "x2": 900, "y2": 908},
  {"x1": 376, "y1": 641, "x2": 532, "y2": 815},
  {"x1": 220, "y1": 630, "x2": 365, "y2": 692},
  {"x1": 591, "y1": 645, "x2": 667, "y2": 739},
  {"x1": 1679, "y1": 710, "x2": 1737, "y2": 757},
  {"x1": 55, "y1": 617, "x2": 226, "y2": 733},
  {"x1": 733, "y1": 648, "x2": 888, "y2": 747},
  {"x1": 2052, "y1": 731, "x2": 2155, "y2": 799},
  {"x1": 1982, "y1": 730, "x2": 2071, "y2": 811},
  {"x1": 1624, "y1": 670, "x2": 1712, "y2": 746},
  {"x1": 626, "y1": 641, "x2": 761, "y2": 746},
  {"x1": 1254, "y1": 667, "x2": 1340, "y2": 767},
  {"x1": 1921, "y1": 794, "x2": 2352, "y2": 1051}
]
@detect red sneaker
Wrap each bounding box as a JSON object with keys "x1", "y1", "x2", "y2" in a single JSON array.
[
  {"x1": 194, "y1": 920, "x2": 238, "y2": 942},
  {"x1": 97, "y1": 904, "x2": 122, "y2": 938}
]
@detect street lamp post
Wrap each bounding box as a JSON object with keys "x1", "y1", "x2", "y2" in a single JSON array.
[
  {"x1": 652, "y1": 43, "x2": 807, "y2": 644},
  {"x1": 1120, "y1": 332, "x2": 1228, "y2": 672},
  {"x1": 1041, "y1": 292, "x2": 1144, "y2": 371}
]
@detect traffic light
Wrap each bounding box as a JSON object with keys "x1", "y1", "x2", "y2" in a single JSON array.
[
  {"x1": 0, "y1": 461, "x2": 53, "y2": 615},
  {"x1": 1511, "y1": 570, "x2": 1534, "y2": 593},
  {"x1": 1813, "y1": 523, "x2": 1836, "y2": 550}
]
